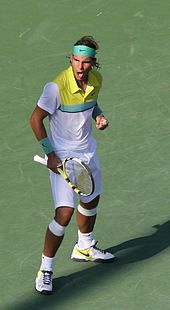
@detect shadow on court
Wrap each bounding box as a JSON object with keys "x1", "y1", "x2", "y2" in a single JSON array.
[{"x1": 12, "y1": 221, "x2": 170, "y2": 310}]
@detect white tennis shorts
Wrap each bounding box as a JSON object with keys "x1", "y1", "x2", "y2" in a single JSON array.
[{"x1": 49, "y1": 151, "x2": 102, "y2": 209}]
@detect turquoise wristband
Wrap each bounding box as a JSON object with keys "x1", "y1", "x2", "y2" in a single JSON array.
[{"x1": 39, "y1": 137, "x2": 54, "y2": 155}]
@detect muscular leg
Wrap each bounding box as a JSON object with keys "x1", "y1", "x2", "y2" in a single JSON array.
[
  {"x1": 43, "y1": 206, "x2": 74, "y2": 257},
  {"x1": 76, "y1": 195, "x2": 100, "y2": 233},
  {"x1": 71, "y1": 194, "x2": 115, "y2": 262},
  {"x1": 36, "y1": 206, "x2": 74, "y2": 294}
]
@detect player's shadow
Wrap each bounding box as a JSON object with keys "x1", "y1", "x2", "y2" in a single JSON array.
[
  {"x1": 51, "y1": 221, "x2": 170, "y2": 294},
  {"x1": 13, "y1": 220, "x2": 170, "y2": 310},
  {"x1": 107, "y1": 220, "x2": 170, "y2": 264},
  {"x1": 53, "y1": 220, "x2": 170, "y2": 288}
]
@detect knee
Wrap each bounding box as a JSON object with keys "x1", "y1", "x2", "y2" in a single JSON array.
[
  {"x1": 49, "y1": 219, "x2": 66, "y2": 236},
  {"x1": 80, "y1": 195, "x2": 100, "y2": 209},
  {"x1": 54, "y1": 206, "x2": 74, "y2": 226},
  {"x1": 77, "y1": 204, "x2": 97, "y2": 216}
]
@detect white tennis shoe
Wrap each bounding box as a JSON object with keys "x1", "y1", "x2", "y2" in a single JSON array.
[
  {"x1": 71, "y1": 241, "x2": 116, "y2": 262},
  {"x1": 35, "y1": 270, "x2": 53, "y2": 295}
]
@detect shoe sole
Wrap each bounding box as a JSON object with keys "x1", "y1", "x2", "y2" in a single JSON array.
[
  {"x1": 35, "y1": 287, "x2": 52, "y2": 295},
  {"x1": 71, "y1": 256, "x2": 116, "y2": 263}
]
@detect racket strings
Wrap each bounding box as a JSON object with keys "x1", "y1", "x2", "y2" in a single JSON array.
[{"x1": 65, "y1": 160, "x2": 92, "y2": 195}]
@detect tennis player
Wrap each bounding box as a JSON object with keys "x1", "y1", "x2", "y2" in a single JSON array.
[{"x1": 30, "y1": 35, "x2": 115, "y2": 295}]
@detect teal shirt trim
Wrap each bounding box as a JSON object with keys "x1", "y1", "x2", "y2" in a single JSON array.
[{"x1": 59, "y1": 100, "x2": 97, "y2": 113}]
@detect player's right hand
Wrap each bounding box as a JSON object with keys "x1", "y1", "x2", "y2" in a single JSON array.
[{"x1": 47, "y1": 152, "x2": 62, "y2": 173}]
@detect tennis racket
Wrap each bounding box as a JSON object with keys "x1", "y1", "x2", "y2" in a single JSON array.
[{"x1": 33, "y1": 155, "x2": 94, "y2": 197}]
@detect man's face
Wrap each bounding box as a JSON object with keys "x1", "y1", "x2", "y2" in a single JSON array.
[{"x1": 70, "y1": 54, "x2": 94, "y2": 81}]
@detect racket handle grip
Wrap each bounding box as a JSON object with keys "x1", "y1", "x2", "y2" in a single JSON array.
[{"x1": 34, "y1": 155, "x2": 47, "y2": 166}]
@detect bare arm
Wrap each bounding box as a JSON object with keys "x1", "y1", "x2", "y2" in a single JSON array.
[
  {"x1": 30, "y1": 106, "x2": 62, "y2": 171},
  {"x1": 30, "y1": 106, "x2": 49, "y2": 140}
]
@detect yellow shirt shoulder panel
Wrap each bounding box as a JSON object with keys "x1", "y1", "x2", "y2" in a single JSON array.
[{"x1": 52, "y1": 66, "x2": 102, "y2": 112}]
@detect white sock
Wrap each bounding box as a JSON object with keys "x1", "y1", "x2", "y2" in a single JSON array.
[
  {"x1": 40, "y1": 254, "x2": 55, "y2": 272},
  {"x1": 77, "y1": 230, "x2": 94, "y2": 250}
]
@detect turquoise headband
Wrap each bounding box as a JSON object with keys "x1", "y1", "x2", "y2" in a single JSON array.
[{"x1": 72, "y1": 45, "x2": 96, "y2": 57}]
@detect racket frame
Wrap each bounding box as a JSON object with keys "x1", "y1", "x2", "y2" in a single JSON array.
[{"x1": 33, "y1": 155, "x2": 94, "y2": 196}]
